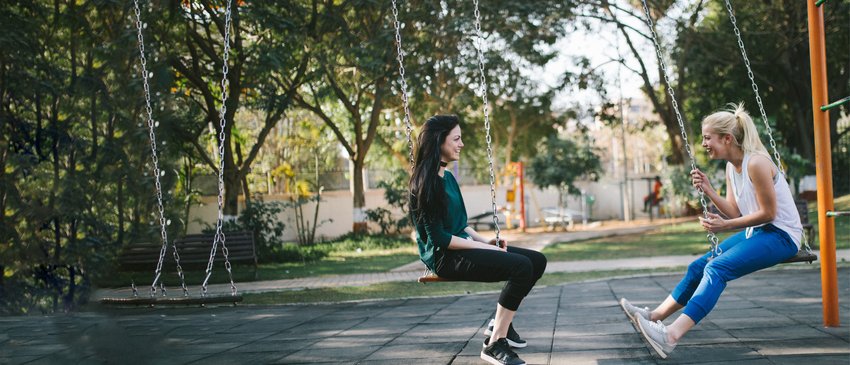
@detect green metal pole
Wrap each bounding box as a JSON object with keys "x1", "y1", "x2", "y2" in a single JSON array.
[
  {"x1": 820, "y1": 95, "x2": 850, "y2": 111},
  {"x1": 826, "y1": 211, "x2": 850, "y2": 217},
  {"x1": 816, "y1": 0, "x2": 826, "y2": 6}
]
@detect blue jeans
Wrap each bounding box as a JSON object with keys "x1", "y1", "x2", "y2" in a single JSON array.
[{"x1": 671, "y1": 224, "x2": 798, "y2": 323}]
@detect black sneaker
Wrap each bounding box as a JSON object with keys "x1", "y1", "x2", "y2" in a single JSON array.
[
  {"x1": 481, "y1": 337, "x2": 526, "y2": 365},
  {"x1": 483, "y1": 319, "x2": 527, "y2": 348}
]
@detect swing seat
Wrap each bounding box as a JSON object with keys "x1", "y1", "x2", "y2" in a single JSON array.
[
  {"x1": 417, "y1": 270, "x2": 453, "y2": 283},
  {"x1": 782, "y1": 249, "x2": 817, "y2": 264},
  {"x1": 100, "y1": 294, "x2": 243, "y2": 306}
]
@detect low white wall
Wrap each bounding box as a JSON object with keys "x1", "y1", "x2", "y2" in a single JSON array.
[{"x1": 186, "y1": 179, "x2": 684, "y2": 241}]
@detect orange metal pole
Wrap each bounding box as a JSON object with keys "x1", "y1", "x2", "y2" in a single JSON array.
[{"x1": 806, "y1": 0, "x2": 839, "y2": 328}]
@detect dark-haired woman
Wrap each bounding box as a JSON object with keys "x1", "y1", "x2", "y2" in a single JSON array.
[{"x1": 410, "y1": 115, "x2": 547, "y2": 365}]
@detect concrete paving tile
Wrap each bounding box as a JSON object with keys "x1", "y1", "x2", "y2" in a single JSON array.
[
  {"x1": 661, "y1": 344, "x2": 763, "y2": 363},
  {"x1": 185, "y1": 351, "x2": 288, "y2": 364},
  {"x1": 363, "y1": 342, "x2": 464, "y2": 361},
  {"x1": 729, "y1": 325, "x2": 830, "y2": 342},
  {"x1": 750, "y1": 338, "x2": 850, "y2": 356},
  {"x1": 224, "y1": 338, "x2": 315, "y2": 353},
  {"x1": 555, "y1": 321, "x2": 635, "y2": 337},
  {"x1": 766, "y1": 354, "x2": 850, "y2": 365},
  {"x1": 706, "y1": 315, "x2": 797, "y2": 329},
  {"x1": 0, "y1": 356, "x2": 50, "y2": 365},
  {"x1": 552, "y1": 333, "x2": 645, "y2": 351},
  {"x1": 359, "y1": 357, "x2": 455, "y2": 365},
  {"x1": 279, "y1": 344, "x2": 382, "y2": 363},
  {"x1": 308, "y1": 336, "x2": 394, "y2": 348},
  {"x1": 548, "y1": 348, "x2": 654, "y2": 365}
]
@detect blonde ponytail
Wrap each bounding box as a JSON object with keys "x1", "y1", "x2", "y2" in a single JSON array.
[{"x1": 702, "y1": 102, "x2": 771, "y2": 160}]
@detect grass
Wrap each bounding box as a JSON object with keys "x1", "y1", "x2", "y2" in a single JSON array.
[
  {"x1": 541, "y1": 193, "x2": 850, "y2": 263},
  {"x1": 541, "y1": 221, "x2": 736, "y2": 262},
  {"x1": 809, "y1": 194, "x2": 850, "y2": 249}
]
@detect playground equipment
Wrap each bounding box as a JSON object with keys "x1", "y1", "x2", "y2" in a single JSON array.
[
  {"x1": 102, "y1": 0, "x2": 241, "y2": 305},
  {"x1": 807, "y1": 0, "x2": 843, "y2": 327},
  {"x1": 390, "y1": 0, "x2": 503, "y2": 283}
]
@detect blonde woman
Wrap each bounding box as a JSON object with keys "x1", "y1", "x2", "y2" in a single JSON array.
[{"x1": 619, "y1": 103, "x2": 802, "y2": 358}]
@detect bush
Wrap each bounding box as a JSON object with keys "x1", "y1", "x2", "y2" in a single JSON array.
[
  {"x1": 365, "y1": 171, "x2": 411, "y2": 234},
  {"x1": 205, "y1": 198, "x2": 286, "y2": 263}
]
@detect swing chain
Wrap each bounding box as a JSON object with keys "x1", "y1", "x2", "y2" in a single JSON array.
[
  {"x1": 132, "y1": 0, "x2": 189, "y2": 297},
  {"x1": 639, "y1": 0, "x2": 721, "y2": 258},
  {"x1": 203, "y1": 0, "x2": 237, "y2": 297},
  {"x1": 722, "y1": 0, "x2": 784, "y2": 175},
  {"x1": 390, "y1": 0, "x2": 415, "y2": 170},
  {"x1": 472, "y1": 0, "x2": 501, "y2": 242}
]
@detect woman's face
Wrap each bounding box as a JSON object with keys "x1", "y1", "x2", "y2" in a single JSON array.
[
  {"x1": 440, "y1": 125, "x2": 463, "y2": 163},
  {"x1": 701, "y1": 125, "x2": 733, "y2": 160}
]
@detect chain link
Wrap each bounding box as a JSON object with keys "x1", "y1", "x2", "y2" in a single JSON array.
[
  {"x1": 132, "y1": 0, "x2": 189, "y2": 297},
  {"x1": 722, "y1": 0, "x2": 784, "y2": 176},
  {"x1": 203, "y1": 0, "x2": 237, "y2": 297},
  {"x1": 640, "y1": 0, "x2": 721, "y2": 258},
  {"x1": 472, "y1": 0, "x2": 501, "y2": 243},
  {"x1": 390, "y1": 0, "x2": 415, "y2": 171}
]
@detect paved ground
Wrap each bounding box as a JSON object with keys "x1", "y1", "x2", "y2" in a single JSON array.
[{"x1": 2, "y1": 268, "x2": 848, "y2": 364}]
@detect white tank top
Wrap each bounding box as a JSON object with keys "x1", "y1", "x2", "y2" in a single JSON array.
[{"x1": 726, "y1": 154, "x2": 803, "y2": 249}]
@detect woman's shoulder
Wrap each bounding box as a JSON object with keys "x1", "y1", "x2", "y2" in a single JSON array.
[{"x1": 746, "y1": 154, "x2": 775, "y2": 179}]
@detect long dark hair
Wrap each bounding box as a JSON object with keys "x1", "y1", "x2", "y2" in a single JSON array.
[{"x1": 409, "y1": 115, "x2": 460, "y2": 224}]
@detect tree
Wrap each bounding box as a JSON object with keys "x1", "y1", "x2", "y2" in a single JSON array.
[
  {"x1": 1, "y1": 0, "x2": 175, "y2": 313},
  {"x1": 527, "y1": 136, "x2": 602, "y2": 209},
  {"x1": 151, "y1": 1, "x2": 312, "y2": 215}
]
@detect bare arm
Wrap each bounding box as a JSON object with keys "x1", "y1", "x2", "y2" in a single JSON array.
[
  {"x1": 691, "y1": 167, "x2": 740, "y2": 218},
  {"x1": 700, "y1": 156, "x2": 777, "y2": 232}
]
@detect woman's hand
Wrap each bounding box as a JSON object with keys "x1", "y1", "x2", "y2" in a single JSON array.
[
  {"x1": 699, "y1": 212, "x2": 730, "y2": 232},
  {"x1": 691, "y1": 168, "x2": 713, "y2": 192},
  {"x1": 488, "y1": 238, "x2": 508, "y2": 252}
]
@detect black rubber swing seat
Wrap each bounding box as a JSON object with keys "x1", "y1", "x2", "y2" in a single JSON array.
[
  {"x1": 100, "y1": 295, "x2": 243, "y2": 306},
  {"x1": 782, "y1": 249, "x2": 818, "y2": 264}
]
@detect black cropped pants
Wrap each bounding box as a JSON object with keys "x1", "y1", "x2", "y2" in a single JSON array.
[{"x1": 435, "y1": 246, "x2": 547, "y2": 311}]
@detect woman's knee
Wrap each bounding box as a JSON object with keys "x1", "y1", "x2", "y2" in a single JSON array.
[{"x1": 687, "y1": 258, "x2": 707, "y2": 278}]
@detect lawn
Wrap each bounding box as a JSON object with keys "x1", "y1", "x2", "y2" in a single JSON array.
[
  {"x1": 541, "y1": 193, "x2": 850, "y2": 263},
  {"x1": 541, "y1": 221, "x2": 735, "y2": 262}
]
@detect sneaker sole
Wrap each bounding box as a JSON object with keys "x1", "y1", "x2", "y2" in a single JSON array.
[
  {"x1": 480, "y1": 352, "x2": 526, "y2": 365},
  {"x1": 636, "y1": 319, "x2": 669, "y2": 359},
  {"x1": 619, "y1": 298, "x2": 648, "y2": 324},
  {"x1": 482, "y1": 339, "x2": 527, "y2": 349}
]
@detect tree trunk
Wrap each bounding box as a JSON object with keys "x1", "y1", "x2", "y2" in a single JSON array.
[{"x1": 351, "y1": 158, "x2": 367, "y2": 233}]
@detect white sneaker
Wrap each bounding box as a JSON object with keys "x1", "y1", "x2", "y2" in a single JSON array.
[
  {"x1": 619, "y1": 298, "x2": 651, "y2": 323},
  {"x1": 483, "y1": 319, "x2": 527, "y2": 348},
  {"x1": 636, "y1": 316, "x2": 676, "y2": 359}
]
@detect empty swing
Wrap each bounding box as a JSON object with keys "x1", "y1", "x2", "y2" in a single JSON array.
[
  {"x1": 390, "y1": 0, "x2": 503, "y2": 283},
  {"x1": 101, "y1": 0, "x2": 242, "y2": 305}
]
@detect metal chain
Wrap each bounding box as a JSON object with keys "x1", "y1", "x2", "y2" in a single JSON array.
[
  {"x1": 390, "y1": 0, "x2": 415, "y2": 171},
  {"x1": 722, "y1": 0, "x2": 785, "y2": 176},
  {"x1": 202, "y1": 0, "x2": 237, "y2": 297},
  {"x1": 472, "y1": 0, "x2": 501, "y2": 243},
  {"x1": 132, "y1": 0, "x2": 189, "y2": 297},
  {"x1": 640, "y1": 0, "x2": 721, "y2": 258}
]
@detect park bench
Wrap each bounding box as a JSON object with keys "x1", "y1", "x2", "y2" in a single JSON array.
[
  {"x1": 467, "y1": 211, "x2": 498, "y2": 231},
  {"x1": 540, "y1": 207, "x2": 584, "y2": 231},
  {"x1": 118, "y1": 231, "x2": 258, "y2": 275}
]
